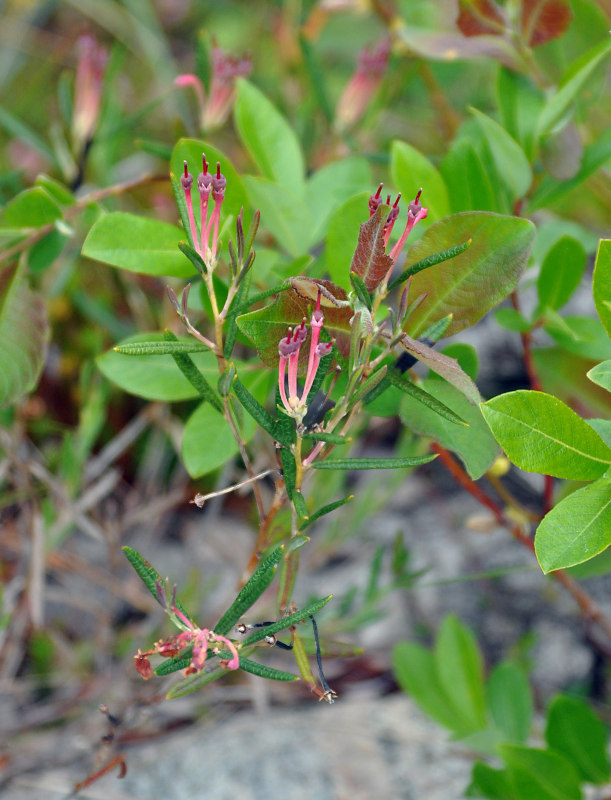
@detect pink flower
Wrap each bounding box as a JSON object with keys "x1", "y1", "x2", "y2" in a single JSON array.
[
  {"x1": 278, "y1": 291, "x2": 333, "y2": 422},
  {"x1": 180, "y1": 156, "x2": 226, "y2": 267},
  {"x1": 335, "y1": 39, "x2": 391, "y2": 130},
  {"x1": 174, "y1": 45, "x2": 251, "y2": 132},
  {"x1": 72, "y1": 34, "x2": 108, "y2": 154}
]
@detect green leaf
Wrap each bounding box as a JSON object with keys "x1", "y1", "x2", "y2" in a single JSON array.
[
  {"x1": 537, "y1": 38, "x2": 611, "y2": 136},
  {"x1": 440, "y1": 138, "x2": 497, "y2": 213},
  {"x1": 435, "y1": 615, "x2": 487, "y2": 733},
  {"x1": 325, "y1": 191, "x2": 371, "y2": 291},
  {"x1": 537, "y1": 236, "x2": 587, "y2": 311},
  {"x1": 114, "y1": 340, "x2": 209, "y2": 356},
  {"x1": 305, "y1": 430, "x2": 351, "y2": 445},
  {"x1": 0, "y1": 260, "x2": 49, "y2": 407},
  {"x1": 97, "y1": 333, "x2": 219, "y2": 401},
  {"x1": 0, "y1": 105, "x2": 58, "y2": 164},
  {"x1": 495, "y1": 308, "x2": 532, "y2": 332},
  {"x1": 155, "y1": 653, "x2": 193, "y2": 676},
  {"x1": 545, "y1": 695, "x2": 610, "y2": 784},
  {"x1": 500, "y1": 745, "x2": 582, "y2": 800},
  {"x1": 404, "y1": 212, "x2": 535, "y2": 337},
  {"x1": 535, "y1": 478, "x2": 611, "y2": 572},
  {"x1": 481, "y1": 390, "x2": 611, "y2": 480},
  {"x1": 2, "y1": 186, "x2": 62, "y2": 228},
  {"x1": 496, "y1": 67, "x2": 544, "y2": 161},
  {"x1": 306, "y1": 157, "x2": 372, "y2": 244},
  {"x1": 393, "y1": 642, "x2": 475, "y2": 735},
  {"x1": 440, "y1": 343, "x2": 479, "y2": 381},
  {"x1": 280, "y1": 446, "x2": 297, "y2": 500},
  {"x1": 388, "y1": 370, "x2": 467, "y2": 426},
  {"x1": 170, "y1": 139, "x2": 248, "y2": 232},
  {"x1": 233, "y1": 376, "x2": 294, "y2": 448},
  {"x1": 122, "y1": 546, "x2": 188, "y2": 619},
  {"x1": 165, "y1": 665, "x2": 227, "y2": 698},
  {"x1": 242, "y1": 176, "x2": 313, "y2": 258},
  {"x1": 593, "y1": 240, "x2": 611, "y2": 336},
  {"x1": 400, "y1": 379, "x2": 499, "y2": 480},
  {"x1": 349, "y1": 272, "x2": 372, "y2": 311},
  {"x1": 234, "y1": 79, "x2": 305, "y2": 190},
  {"x1": 82, "y1": 212, "x2": 193, "y2": 278},
  {"x1": 299, "y1": 495, "x2": 354, "y2": 531},
  {"x1": 181, "y1": 402, "x2": 240, "y2": 478},
  {"x1": 239, "y1": 594, "x2": 332, "y2": 646},
  {"x1": 467, "y1": 761, "x2": 517, "y2": 800},
  {"x1": 163, "y1": 330, "x2": 223, "y2": 412},
  {"x1": 386, "y1": 240, "x2": 472, "y2": 292},
  {"x1": 544, "y1": 315, "x2": 611, "y2": 363},
  {"x1": 311, "y1": 455, "x2": 436, "y2": 470},
  {"x1": 587, "y1": 361, "x2": 611, "y2": 392},
  {"x1": 470, "y1": 107, "x2": 532, "y2": 200},
  {"x1": 487, "y1": 662, "x2": 533, "y2": 744},
  {"x1": 391, "y1": 139, "x2": 450, "y2": 221},
  {"x1": 214, "y1": 545, "x2": 285, "y2": 636},
  {"x1": 237, "y1": 657, "x2": 299, "y2": 681}
]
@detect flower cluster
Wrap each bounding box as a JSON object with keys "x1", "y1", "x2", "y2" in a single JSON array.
[
  {"x1": 181, "y1": 155, "x2": 226, "y2": 266},
  {"x1": 134, "y1": 580, "x2": 239, "y2": 679},
  {"x1": 278, "y1": 289, "x2": 333, "y2": 423},
  {"x1": 368, "y1": 184, "x2": 429, "y2": 263}
]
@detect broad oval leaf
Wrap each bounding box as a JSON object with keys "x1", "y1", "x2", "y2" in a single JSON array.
[
  {"x1": 350, "y1": 204, "x2": 393, "y2": 292},
  {"x1": 82, "y1": 212, "x2": 193, "y2": 278},
  {"x1": 234, "y1": 78, "x2": 305, "y2": 191},
  {"x1": 456, "y1": 0, "x2": 505, "y2": 37},
  {"x1": 535, "y1": 478, "x2": 611, "y2": 572},
  {"x1": 404, "y1": 212, "x2": 535, "y2": 337},
  {"x1": 537, "y1": 235, "x2": 587, "y2": 311},
  {"x1": 325, "y1": 191, "x2": 371, "y2": 291},
  {"x1": 242, "y1": 175, "x2": 313, "y2": 258},
  {"x1": 0, "y1": 260, "x2": 49, "y2": 407},
  {"x1": 500, "y1": 745, "x2": 582, "y2": 800},
  {"x1": 182, "y1": 401, "x2": 241, "y2": 478},
  {"x1": 587, "y1": 361, "x2": 611, "y2": 392},
  {"x1": 469, "y1": 107, "x2": 532, "y2": 200},
  {"x1": 306, "y1": 157, "x2": 372, "y2": 245},
  {"x1": 487, "y1": 662, "x2": 533, "y2": 744},
  {"x1": 481, "y1": 390, "x2": 611, "y2": 480},
  {"x1": 545, "y1": 695, "x2": 610, "y2": 784},
  {"x1": 391, "y1": 140, "x2": 450, "y2": 222},
  {"x1": 96, "y1": 333, "x2": 219, "y2": 401},
  {"x1": 521, "y1": 0, "x2": 573, "y2": 46}
]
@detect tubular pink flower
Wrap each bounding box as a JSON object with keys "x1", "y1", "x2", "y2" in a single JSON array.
[
  {"x1": 181, "y1": 161, "x2": 200, "y2": 254},
  {"x1": 368, "y1": 183, "x2": 383, "y2": 217},
  {"x1": 389, "y1": 189, "x2": 428, "y2": 264},
  {"x1": 208, "y1": 162, "x2": 226, "y2": 261},
  {"x1": 383, "y1": 194, "x2": 401, "y2": 246},
  {"x1": 211, "y1": 634, "x2": 240, "y2": 670},
  {"x1": 288, "y1": 320, "x2": 307, "y2": 401},
  {"x1": 192, "y1": 629, "x2": 210, "y2": 670},
  {"x1": 197, "y1": 154, "x2": 213, "y2": 254},
  {"x1": 174, "y1": 73, "x2": 207, "y2": 117}
]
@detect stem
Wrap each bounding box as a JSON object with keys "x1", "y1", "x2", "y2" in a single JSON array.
[
  {"x1": 241, "y1": 481, "x2": 286, "y2": 584},
  {"x1": 432, "y1": 444, "x2": 611, "y2": 642},
  {"x1": 223, "y1": 398, "x2": 265, "y2": 522},
  {"x1": 0, "y1": 173, "x2": 168, "y2": 265}
]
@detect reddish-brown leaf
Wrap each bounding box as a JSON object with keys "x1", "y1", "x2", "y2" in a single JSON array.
[
  {"x1": 521, "y1": 0, "x2": 573, "y2": 47},
  {"x1": 349, "y1": 204, "x2": 393, "y2": 292},
  {"x1": 456, "y1": 0, "x2": 505, "y2": 37},
  {"x1": 237, "y1": 282, "x2": 352, "y2": 369}
]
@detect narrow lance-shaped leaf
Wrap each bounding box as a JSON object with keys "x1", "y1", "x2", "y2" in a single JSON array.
[
  {"x1": 236, "y1": 657, "x2": 299, "y2": 682},
  {"x1": 122, "y1": 546, "x2": 189, "y2": 619},
  {"x1": 114, "y1": 340, "x2": 209, "y2": 356},
  {"x1": 214, "y1": 545, "x2": 285, "y2": 635},
  {"x1": 350, "y1": 272, "x2": 373, "y2": 310},
  {"x1": 311, "y1": 454, "x2": 437, "y2": 470},
  {"x1": 545, "y1": 695, "x2": 610, "y2": 784},
  {"x1": 280, "y1": 446, "x2": 297, "y2": 500},
  {"x1": 305, "y1": 430, "x2": 352, "y2": 444},
  {"x1": 388, "y1": 369, "x2": 467, "y2": 426},
  {"x1": 224, "y1": 270, "x2": 251, "y2": 359},
  {"x1": 232, "y1": 376, "x2": 294, "y2": 448},
  {"x1": 166, "y1": 665, "x2": 227, "y2": 699},
  {"x1": 387, "y1": 240, "x2": 472, "y2": 292},
  {"x1": 163, "y1": 330, "x2": 223, "y2": 413},
  {"x1": 239, "y1": 595, "x2": 333, "y2": 646},
  {"x1": 155, "y1": 653, "x2": 193, "y2": 676},
  {"x1": 299, "y1": 495, "x2": 354, "y2": 531},
  {"x1": 349, "y1": 204, "x2": 393, "y2": 292}
]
